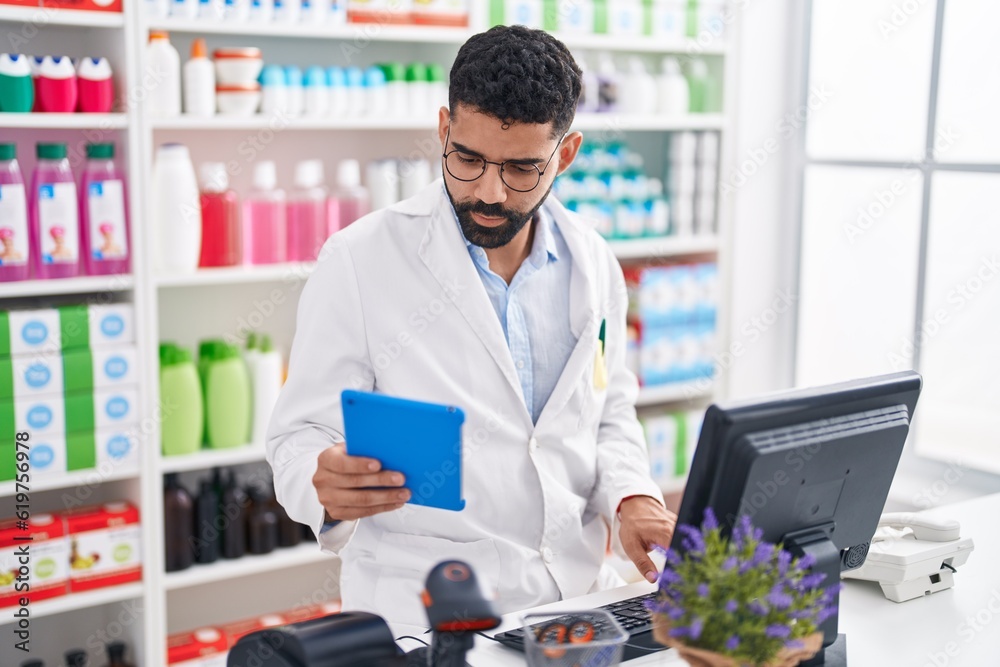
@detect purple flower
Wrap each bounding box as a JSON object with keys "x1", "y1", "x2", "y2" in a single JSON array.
[
  {"x1": 678, "y1": 524, "x2": 706, "y2": 553},
  {"x1": 664, "y1": 549, "x2": 683, "y2": 567},
  {"x1": 789, "y1": 609, "x2": 813, "y2": 620},
  {"x1": 725, "y1": 635, "x2": 740, "y2": 651},
  {"x1": 820, "y1": 583, "x2": 844, "y2": 605},
  {"x1": 817, "y1": 605, "x2": 838, "y2": 624},
  {"x1": 721, "y1": 556, "x2": 738, "y2": 572},
  {"x1": 702, "y1": 507, "x2": 719, "y2": 531},
  {"x1": 738, "y1": 559, "x2": 753, "y2": 575},
  {"x1": 732, "y1": 515, "x2": 754, "y2": 547},
  {"x1": 799, "y1": 572, "x2": 827, "y2": 590},
  {"x1": 668, "y1": 606, "x2": 685, "y2": 621},
  {"x1": 777, "y1": 550, "x2": 792, "y2": 575},
  {"x1": 785, "y1": 639, "x2": 805, "y2": 650},
  {"x1": 689, "y1": 617, "x2": 704, "y2": 641},
  {"x1": 658, "y1": 568, "x2": 682, "y2": 588},
  {"x1": 669, "y1": 625, "x2": 691, "y2": 639},
  {"x1": 795, "y1": 553, "x2": 817, "y2": 570},
  {"x1": 724, "y1": 599, "x2": 738, "y2": 613},
  {"x1": 766, "y1": 586, "x2": 793, "y2": 610},
  {"x1": 748, "y1": 600, "x2": 769, "y2": 616},
  {"x1": 697, "y1": 583, "x2": 710, "y2": 598},
  {"x1": 765, "y1": 624, "x2": 791, "y2": 639},
  {"x1": 751, "y1": 543, "x2": 774, "y2": 566}
]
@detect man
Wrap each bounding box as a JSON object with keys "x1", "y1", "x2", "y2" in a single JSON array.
[{"x1": 267, "y1": 25, "x2": 677, "y2": 627}]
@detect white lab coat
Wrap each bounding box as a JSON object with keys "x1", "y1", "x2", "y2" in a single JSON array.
[{"x1": 266, "y1": 181, "x2": 663, "y2": 627}]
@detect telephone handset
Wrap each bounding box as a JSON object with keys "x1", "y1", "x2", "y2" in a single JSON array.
[{"x1": 842, "y1": 511, "x2": 975, "y2": 602}]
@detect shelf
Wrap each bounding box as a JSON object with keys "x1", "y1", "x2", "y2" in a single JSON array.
[
  {"x1": 0, "y1": 583, "x2": 143, "y2": 625},
  {"x1": 0, "y1": 274, "x2": 134, "y2": 299},
  {"x1": 143, "y1": 17, "x2": 469, "y2": 43},
  {"x1": 609, "y1": 235, "x2": 718, "y2": 260},
  {"x1": 165, "y1": 543, "x2": 328, "y2": 591},
  {"x1": 0, "y1": 467, "x2": 139, "y2": 498},
  {"x1": 155, "y1": 262, "x2": 315, "y2": 288},
  {"x1": 0, "y1": 5, "x2": 125, "y2": 28},
  {"x1": 0, "y1": 112, "x2": 127, "y2": 130},
  {"x1": 160, "y1": 444, "x2": 267, "y2": 473},
  {"x1": 556, "y1": 33, "x2": 728, "y2": 55},
  {"x1": 150, "y1": 116, "x2": 437, "y2": 131},
  {"x1": 636, "y1": 382, "x2": 713, "y2": 407},
  {"x1": 573, "y1": 113, "x2": 725, "y2": 132}
]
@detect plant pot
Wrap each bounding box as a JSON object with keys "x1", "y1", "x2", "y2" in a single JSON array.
[{"x1": 651, "y1": 614, "x2": 824, "y2": 667}]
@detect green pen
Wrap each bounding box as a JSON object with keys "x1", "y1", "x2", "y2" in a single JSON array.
[{"x1": 599, "y1": 319, "x2": 606, "y2": 356}]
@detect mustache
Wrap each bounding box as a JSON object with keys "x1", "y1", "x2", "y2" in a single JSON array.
[{"x1": 455, "y1": 200, "x2": 514, "y2": 219}]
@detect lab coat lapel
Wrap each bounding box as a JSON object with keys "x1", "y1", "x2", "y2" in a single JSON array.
[{"x1": 417, "y1": 188, "x2": 533, "y2": 427}]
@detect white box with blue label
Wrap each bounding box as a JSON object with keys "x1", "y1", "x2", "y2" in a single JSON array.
[
  {"x1": 0, "y1": 304, "x2": 135, "y2": 358},
  {"x1": 2, "y1": 387, "x2": 139, "y2": 438},
  {"x1": 0, "y1": 346, "x2": 138, "y2": 400}
]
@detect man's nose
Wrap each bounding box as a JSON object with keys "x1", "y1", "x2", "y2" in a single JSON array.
[{"x1": 474, "y1": 163, "x2": 508, "y2": 205}]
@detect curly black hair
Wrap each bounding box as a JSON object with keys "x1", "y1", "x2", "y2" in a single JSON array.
[{"x1": 449, "y1": 25, "x2": 583, "y2": 138}]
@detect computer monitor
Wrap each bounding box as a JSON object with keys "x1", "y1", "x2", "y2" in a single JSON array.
[{"x1": 672, "y1": 370, "x2": 922, "y2": 659}]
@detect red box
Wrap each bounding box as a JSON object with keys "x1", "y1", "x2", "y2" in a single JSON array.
[
  {"x1": 0, "y1": 1, "x2": 43, "y2": 7},
  {"x1": 167, "y1": 628, "x2": 229, "y2": 667},
  {"x1": 0, "y1": 513, "x2": 69, "y2": 608},
  {"x1": 220, "y1": 613, "x2": 289, "y2": 648},
  {"x1": 64, "y1": 502, "x2": 141, "y2": 592},
  {"x1": 41, "y1": 0, "x2": 122, "y2": 12}
]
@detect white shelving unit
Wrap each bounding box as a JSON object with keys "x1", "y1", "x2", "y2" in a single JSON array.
[
  {"x1": 0, "y1": 467, "x2": 138, "y2": 498},
  {"x1": 1, "y1": 4, "x2": 738, "y2": 664}
]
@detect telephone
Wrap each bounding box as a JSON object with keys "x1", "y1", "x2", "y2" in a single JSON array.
[{"x1": 842, "y1": 512, "x2": 975, "y2": 602}]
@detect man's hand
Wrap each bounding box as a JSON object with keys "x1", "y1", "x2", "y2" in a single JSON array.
[
  {"x1": 618, "y1": 496, "x2": 677, "y2": 584},
  {"x1": 313, "y1": 443, "x2": 411, "y2": 521}
]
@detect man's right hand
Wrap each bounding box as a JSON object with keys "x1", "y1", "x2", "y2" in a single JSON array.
[{"x1": 313, "y1": 443, "x2": 411, "y2": 521}]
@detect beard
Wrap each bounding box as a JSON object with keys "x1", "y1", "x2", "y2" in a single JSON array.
[{"x1": 444, "y1": 179, "x2": 554, "y2": 249}]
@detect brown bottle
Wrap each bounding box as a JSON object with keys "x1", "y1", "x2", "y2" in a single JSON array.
[
  {"x1": 64, "y1": 650, "x2": 88, "y2": 667},
  {"x1": 20, "y1": 660, "x2": 45, "y2": 667},
  {"x1": 104, "y1": 641, "x2": 134, "y2": 667},
  {"x1": 246, "y1": 486, "x2": 278, "y2": 555},
  {"x1": 164, "y1": 473, "x2": 195, "y2": 572},
  {"x1": 268, "y1": 478, "x2": 302, "y2": 548},
  {"x1": 220, "y1": 470, "x2": 248, "y2": 560}
]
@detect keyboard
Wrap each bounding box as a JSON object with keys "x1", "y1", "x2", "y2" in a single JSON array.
[{"x1": 492, "y1": 591, "x2": 667, "y2": 662}]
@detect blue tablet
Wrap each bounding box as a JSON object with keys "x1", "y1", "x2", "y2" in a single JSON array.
[{"x1": 341, "y1": 390, "x2": 466, "y2": 512}]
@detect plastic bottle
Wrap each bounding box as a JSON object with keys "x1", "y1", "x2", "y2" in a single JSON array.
[
  {"x1": 195, "y1": 479, "x2": 220, "y2": 563},
  {"x1": 382, "y1": 62, "x2": 407, "y2": 118},
  {"x1": 427, "y1": 63, "x2": 447, "y2": 116},
  {"x1": 246, "y1": 486, "x2": 278, "y2": 555},
  {"x1": 575, "y1": 54, "x2": 600, "y2": 114},
  {"x1": 19, "y1": 660, "x2": 44, "y2": 667},
  {"x1": 334, "y1": 160, "x2": 369, "y2": 230},
  {"x1": 301, "y1": 0, "x2": 329, "y2": 24},
  {"x1": 198, "y1": 162, "x2": 241, "y2": 268},
  {"x1": 198, "y1": 0, "x2": 226, "y2": 19},
  {"x1": 36, "y1": 56, "x2": 78, "y2": 113},
  {"x1": 250, "y1": 335, "x2": 283, "y2": 445},
  {"x1": 164, "y1": 473, "x2": 195, "y2": 572},
  {"x1": 147, "y1": 32, "x2": 182, "y2": 117},
  {"x1": 248, "y1": 0, "x2": 273, "y2": 21},
  {"x1": 619, "y1": 57, "x2": 657, "y2": 115},
  {"x1": 405, "y1": 63, "x2": 430, "y2": 120},
  {"x1": 64, "y1": 650, "x2": 88, "y2": 667},
  {"x1": 273, "y1": 0, "x2": 302, "y2": 23},
  {"x1": 364, "y1": 66, "x2": 388, "y2": 118},
  {"x1": 400, "y1": 159, "x2": 431, "y2": 201},
  {"x1": 657, "y1": 57, "x2": 690, "y2": 116},
  {"x1": 344, "y1": 66, "x2": 365, "y2": 117},
  {"x1": 303, "y1": 66, "x2": 329, "y2": 117},
  {"x1": 152, "y1": 143, "x2": 202, "y2": 274},
  {"x1": 687, "y1": 58, "x2": 712, "y2": 113},
  {"x1": 220, "y1": 471, "x2": 248, "y2": 559},
  {"x1": 326, "y1": 66, "x2": 348, "y2": 117},
  {"x1": 0, "y1": 143, "x2": 30, "y2": 282},
  {"x1": 160, "y1": 343, "x2": 203, "y2": 456},
  {"x1": 204, "y1": 342, "x2": 252, "y2": 448},
  {"x1": 595, "y1": 52, "x2": 618, "y2": 112},
  {"x1": 171, "y1": 0, "x2": 199, "y2": 19},
  {"x1": 80, "y1": 142, "x2": 131, "y2": 276},
  {"x1": 146, "y1": 0, "x2": 170, "y2": 17},
  {"x1": 29, "y1": 143, "x2": 80, "y2": 279},
  {"x1": 0, "y1": 53, "x2": 35, "y2": 113},
  {"x1": 28, "y1": 56, "x2": 43, "y2": 112},
  {"x1": 104, "y1": 641, "x2": 135, "y2": 667},
  {"x1": 184, "y1": 38, "x2": 216, "y2": 117},
  {"x1": 76, "y1": 57, "x2": 114, "y2": 113},
  {"x1": 260, "y1": 65, "x2": 287, "y2": 116},
  {"x1": 244, "y1": 161, "x2": 286, "y2": 264},
  {"x1": 646, "y1": 178, "x2": 671, "y2": 237},
  {"x1": 225, "y1": 0, "x2": 251, "y2": 21},
  {"x1": 287, "y1": 160, "x2": 328, "y2": 262},
  {"x1": 366, "y1": 159, "x2": 398, "y2": 212},
  {"x1": 285, "y1": 66, "x2": 304, "y2": 117},
  {"x1": 268, "y1": 480, "x2": 301, "y2": 548}
]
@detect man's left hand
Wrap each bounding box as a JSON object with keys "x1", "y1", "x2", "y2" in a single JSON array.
[{"x1": 618, "y1": 496, "x2": 677, "y2": 584}]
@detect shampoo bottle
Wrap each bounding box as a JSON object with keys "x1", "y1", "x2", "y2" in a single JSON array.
[
  {"x1": 0, "y1": 143, "x2": 30, "y2": 282},
  {"x1": 29, "y1": 142, "x2": 80, "y2": 279},
  {"x1": 80, "y1": 142, "x2": 130, "y2": 276}
]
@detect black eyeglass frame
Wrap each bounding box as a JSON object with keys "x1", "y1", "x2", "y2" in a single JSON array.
[{"x1": 441, "y1": 126, "x2": 568, "y2": 193}]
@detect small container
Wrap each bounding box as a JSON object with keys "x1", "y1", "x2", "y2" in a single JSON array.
[
  {"x1": 0, "y1": 53, "x2": 34, "y2": 113},
  {"x1": 521, "y1": 610, "x2": 627, "y2": 667},
  {"x1": 198, "y1": 0, "x2": 226, "y2": 19},
  {"x1": 285, "y1": 65, "x2": 303, "y2": 117},
  {"x1": 213, "y1": 47, "x2": 263, "y2": 85},
  {"x1": 184, "y1": 38, "x2": 216, "y2": 117},
  {"x1": 249, "y1": 0, "x2": 275, "y2": 22},
  {"x1": 216, "y1": 83, "x2": 261, "y2": 116},
  {"x1": 260, "y1": 64, "x2": 287, "y2": 115},
  {"x1": 303, "y1": 66, "x2": 329, "y2": 116},
  {"x1": 76, "y1": 57, "x2": 114, "y2": 113},
  {"x1": 36, "y1": 55, "x2": 78, "y2": 113}
]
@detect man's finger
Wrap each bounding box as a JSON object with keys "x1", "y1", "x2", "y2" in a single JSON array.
[
  {"x1": 319, "y1": 444, "x2": 382, "y2": 474},
  {"x1": 622, "y1": 537, "x2": 659, "y2": 584},
  {"x1": 333, "y1": 471, "x2": 406, "y2": 489},
  {"x1": 335, "y1": 503, "x2": 407, "y2": 521},
  {"x1": 335, "y1": 487, "x2": 411, "y2": 508}
]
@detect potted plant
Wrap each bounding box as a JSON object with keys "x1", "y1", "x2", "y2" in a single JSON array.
[{"x1": 645, "y1": 509, "x2": 840, "y2": 667}]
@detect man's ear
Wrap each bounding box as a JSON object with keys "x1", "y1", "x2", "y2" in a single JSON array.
[
  {"x1": 555, "y1": 131, "x2": 584, "y2": 177},
  {"x1": 438, "y1": 107, "x2": 451, "y2": 149}
]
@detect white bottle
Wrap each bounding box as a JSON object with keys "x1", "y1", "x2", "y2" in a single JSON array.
[
  {"x1": 224, "y1": 0, "x2": 251, "y2": 21},
  {"x1": 248, "y1": 0, "x2": 274, "y2": 22},
  {"x1": 170, "y1": 0, "x2": 199, "y2": 19},
  {"x1": 198, "y1": 0, "x2": 226, "y2": 19},
  {"x1": 183, "y1": 38, "x2": 216, "y2": 117},
  {"x1": 273, "y1": 0, "x2": 302, "y2": 23},
  {"x1": 147, "y1": 32, "x2": 181, "y2": 118},
  {"x1": 620, "y1": 57, "x2": 657, "y2": 115},
  {"x1": 657, "y1": 57, "x2": 690, "y2": 116},
  {"x1": 145, "y1": 0, "x2": 170, "y2": 18},
  {"x1": 335, "y1": 159, "x2": 370, "y2": 228},
  {"x1": 364, "y1": 66, "x2": 388, "y2": 118},
  {"x1": 285, "y1": 66, "x2": 304, "y2": 117},
  {"x1": 152, "y1": 144, "x2": 202, "y2": 274},
  {"x1": 300, "y1": 0, "x2": 329, "y2": 24},
  {"x1": 576, "y1": 54, "x2": 600, "y2": 114},
  {"x1": 366, "y1": 160, "x2": 398, "y2": 212},
  {"x1": 250, "y1": 335, "x2": 283, "y2": 445},
  {"x1": 303, "y1": 66, "x2": 329, "y2": 117},
  {"x1": 399, "y1": 159, "x2": 431, "y2": 201}
]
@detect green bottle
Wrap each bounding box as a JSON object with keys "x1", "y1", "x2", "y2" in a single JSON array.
[
  {"x1": 204, "y1": 342, "x2": 252, "y2": 448},
  {"x1": 160, "y1": 343, "x2": 204, "y2": 457}
]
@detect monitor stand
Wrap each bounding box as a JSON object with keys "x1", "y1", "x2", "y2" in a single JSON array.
[{"x1": 784, "y1": 527, "x2": 848, "y2": 667}]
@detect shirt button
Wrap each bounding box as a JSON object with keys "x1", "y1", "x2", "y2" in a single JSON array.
[
  {"x1": 529, "y1": 437, "x2": 538, "y2": 451},
  {"x1": 541, "y1": 547, "x2": 554, "y2": 563},
  {"x1": 516, "y1": 360, "x2": 525, "y2": 369}
]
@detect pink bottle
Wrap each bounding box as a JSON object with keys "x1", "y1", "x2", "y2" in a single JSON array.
[
  {"x1": 76, "y1": 57, "x2": 115, "y2": 113},
  {"x1": 30, "y1": 143, "x2": 80, "y2": 279},
  {"x1": 334, "y1": 159, "x2": 370, "y2": 231},
  {"x1": 199, "y1": 162, "x2": 242, "y2": 268},
  {"x1": 36, "y1": 56, "x2": 78, "y2": 113},
  {"x1": 0, "y1": 143, "x2": 30, "y2": 282},
  {"x1": 286, "y1": 160, "x2": 328, "y2": 262},
  {"x1": 244, "y1": 161, "x2": 286, "y2": 265},
  {"x1": 80, "y1": 143, "x2": 130, "y2": 276}
]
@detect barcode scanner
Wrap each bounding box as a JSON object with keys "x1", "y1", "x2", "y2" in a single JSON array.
[{"x1": 417, "y1": 560, "x2": 502, "y2": 667}]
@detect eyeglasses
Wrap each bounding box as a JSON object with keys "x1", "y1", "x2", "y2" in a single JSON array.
[{"x1": 442, "y1": 126, "x2": 566, "y2": 193}]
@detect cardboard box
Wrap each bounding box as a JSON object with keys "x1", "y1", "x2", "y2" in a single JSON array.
[
  {"x1": 0, "y1": 304, "x2": 135, "y2": 358},
  {"x1": 0, "y1": 386, "x2": 139, "y2": 438},
  {"x1": 412, "y1": 0, "x2": 468, "y2": 26},
  {"x1": 64, "y1": 502, "x2": 141, "y2": 592},
  {"x1": 0, "y1": 513, "x2": 69, "y2": 608},
  {"x1": 41, "y1": 0, "x2": 123, "y2": 12},
  {"x1": 347, "y1": 0, "x2": 413, "y2": 24},
  {"x1": 95, "y1": 426, "x2": 140, "y2": 474},
  {"x1": 167, "y1": 628, "x2": 229, "y2": 667},
  {"x1": 0, "y1": 345, "x2": 139, "y2": 400}
]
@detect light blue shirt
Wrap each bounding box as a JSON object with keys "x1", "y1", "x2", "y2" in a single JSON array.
[{"x1": 451, "y1": 203, "x2": 578, "y2": 424}]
